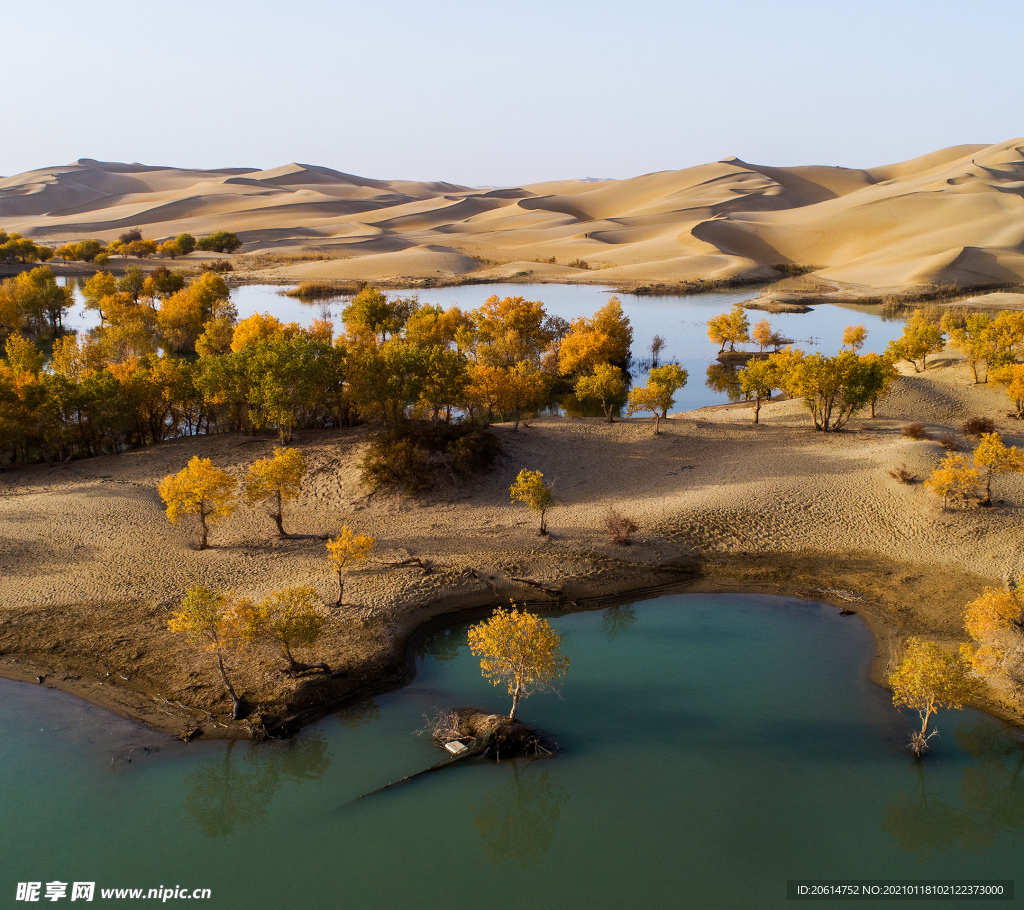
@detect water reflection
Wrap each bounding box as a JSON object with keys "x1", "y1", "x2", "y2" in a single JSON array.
[
  {"x1": 956, "y1": 725, "x2": 1024, "y2": 837},
  {"x1": 336, "y1": 700, "x2": 382, "y2": 729},
  {"x1": 472, "y1": 761, "x2": 569, "y2": 869},
  {"x1": 416, "y1": 627, "x2": 464, "y2": 664},
  {"x1": 601, "y1": 605, "x2": 638, "y2": 641},
  {"x1": 705, "y1": 363, "x2": 743, "y2": 402},
  {"x1": 184, "y1": 734, "x2": 329, "y2": 838},
  {"x1": 881, "y1": 724, "x2": 1024, "y2": 860}
]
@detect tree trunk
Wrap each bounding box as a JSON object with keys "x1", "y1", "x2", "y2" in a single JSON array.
[
  {"x1": 217, "y1": 652, "x2": 242, "y2": 719},
  {"x1": 753, "y1": 395, "x2": 761, "y2": 424},
  {"x1": 982, "y1": 471, "x2": 993, "y2": 505},
  {"x1": 539, "y1": 509, "x2": 547, "y2": 536},
  {"x1": 653, "y1": 413, "x2": 661, "y2": 435},
  {"x1": 509, "y1": 683, "x2": 523, "y2": 721},
  {"x1": 273, "y1": 490, "x2": 286, "y2": 537},
  {"x1": 199, "y1": 506, "x2": 210, "y2": 550},
  {"x1": 336, "y1": 571, "x2": 345, "y2": 607}
]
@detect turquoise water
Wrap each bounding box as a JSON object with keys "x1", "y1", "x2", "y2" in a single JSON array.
[
  {"x1": 61, "y1": 282, "x2": 905, "y2": 412},
  {"x1": 2, "y1": 594, "x2": 1021, "y2": 909}
]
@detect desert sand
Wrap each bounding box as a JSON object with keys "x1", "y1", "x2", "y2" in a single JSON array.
[
  {"x1": 3, "y1": 140, "x2": 1024, "y2": 294},
  {"x1": 1, "y1": 349, "x2": 1023, "y2": 737}
]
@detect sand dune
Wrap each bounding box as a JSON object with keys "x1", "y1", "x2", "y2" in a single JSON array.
[{"x1": 3, "y1": 142, "x2": 1024, "y2": 292}]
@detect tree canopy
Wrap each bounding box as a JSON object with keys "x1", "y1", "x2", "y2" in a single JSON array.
[{"x1": 468, "y1": 606, "x2": 569, "y2": 720}]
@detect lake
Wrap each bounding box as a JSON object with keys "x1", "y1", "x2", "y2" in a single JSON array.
[
  {"x1": 62, "y1": 282, "x2": 906, "y2": 413},
  {"x1": 3, "y1": 593, "x2": 1021, "y2": 909}
]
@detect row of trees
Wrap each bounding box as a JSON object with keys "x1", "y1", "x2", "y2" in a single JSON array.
[
  {"x1": 1, "y1": 282, "x2": 642, "y2": 468},
  {"x1": 734, "y1": 340, "x2": 897, "y2": 429},
  {"x1": 55, "y1": 228, "x2": 242, "y2": 263},
  {"x1": 0, "y1": 231, "x2": 55, "y2": 264}
]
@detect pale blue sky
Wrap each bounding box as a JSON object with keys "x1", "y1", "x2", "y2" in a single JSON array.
[{"x1": 4, "y1": 0, "x2": 1020, "y2": 184}]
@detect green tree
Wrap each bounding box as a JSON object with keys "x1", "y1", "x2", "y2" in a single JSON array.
[
  {"x1": 196, "y1": 231, "x2": 242, "y2": 253},
  {"x1": 342, "y1": 287, "x2": 419, "y2": 341}
]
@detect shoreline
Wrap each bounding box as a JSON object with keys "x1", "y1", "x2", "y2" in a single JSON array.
[
  {"x1": 4, "y1": 355, "x2": 1024, "y2": 744},
  {"x1": 9, "y1": 259, "x2": 1024, "y2": 308},
  {"x1": 3, "y1": 547, "x2": 1021, "y2": 742}
]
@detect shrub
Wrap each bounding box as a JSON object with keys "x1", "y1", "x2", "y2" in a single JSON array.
[
  {"x1": 447, "y1": 427, "x2": 501, "y2": 479},
  {"x1": 196, "y1": 231, "x2": 242, "y2": 253},
  {"x1": 937, "y1": 435, "x2": 959, "y2": 451},
  {"x1": 963, "y1": 417, "x2": 996, "y2": 437},
  {"x1": 360, "y1": 436, "x2": 432, "y2": 493},
  {"x1": 887, "y1": 464, "x2": 918, "y2": 484},
  {"x1": 201, "y1": 259, "x2": 233, "y2": 273},
  {"x1": 566, "y1": 258, "x2": 590, "y2": 270},
  {"x1": 902, "y1": 423, "x2": 932, "y2": 440},
  {"x1": 360, "y1": 421, "x2": 501, "y2": 493},
  {"x1": 605, "y1": 509, "x2": 638, "y2": 544}
]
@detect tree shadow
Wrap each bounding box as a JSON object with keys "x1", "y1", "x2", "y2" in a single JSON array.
[
  {"x1": 184, "y1": 733, "x2": 330, "y2": 838},
  {"x1": 881, "y1": 724, "x2": 1024, "y2": 860},
  {"x1": 471, "y1": 760, "x2": 570, "y2": 869}
]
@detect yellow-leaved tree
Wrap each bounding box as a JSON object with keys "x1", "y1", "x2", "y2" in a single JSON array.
[
  {"x1": 468, "y1": 606, "x2": 569, "y2": 720},
  {"x1": 992, "y1": 363, "x2": 1024, "y2": 417},
  {"x1": 238, "y1": 586, "x2": 329, "y2": 675},
  {"x1": 574, "y1": 363, "x2": 625, "y2": 422},
  {"x1": 964, "y1": 587, "x2": 1024, "y2": 686},
  {"x1": 889, "y1": 637, "x2": 976, "y2": 757},
  {"x1": 510, "y1": 469, "x2": 554, "y2": 535},
  {"x1": 326, "y1": 526, "x2": 376, "y2": 606},
  {"x1": 842, "y1": 324, "x2": 868, "y2": 352},
  {"x1": 167, "y1": 586, "x2": 248, "y2": 718},
  {"x1": 158, "y1": 456, "x2": 237, "y2": 549},
  {"x1": 626, "y1": 364, "x2": 688, "y2": 434},
  {"x1": 924, "y1": 453, "x2": 980, "y2": 510},
  {"x1": 706, "y1": 303, "x2": 750, "y2": 354},
  {"x1": 972, "y1": 432, "x2": 1024, "y2": 506},
  {"x1": 243, "y1": 447, "x2": 307, "y2": 538}
]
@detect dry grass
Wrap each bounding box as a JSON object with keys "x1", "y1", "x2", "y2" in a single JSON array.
[
  {"x1": 241, "y1": 251, "x2": 342, "y2": 270},
  {"x1": 605, "y1": 508, "x2": 638, "y2": 544},
  {"x1": 283, "y1": 280, "x2": 359, "y2": 300},
  {"x1": 887, "y1": 464, "x2": 918, "y2": 484},
  {"x1": 902, "y1": 423, "x2": 933, "y2": 440},
  {"x1": 963, "y1": 417, "x2": 996, "y2": 437}
]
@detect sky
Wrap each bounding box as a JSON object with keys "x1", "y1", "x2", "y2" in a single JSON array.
[{"x1": 3, "y1": 0, "x2": 1021, "y2": 185}]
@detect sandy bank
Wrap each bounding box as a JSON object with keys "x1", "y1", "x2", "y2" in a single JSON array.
[{"x1": 2, "y1": 352, "x2": 1023, "y2": 737}]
